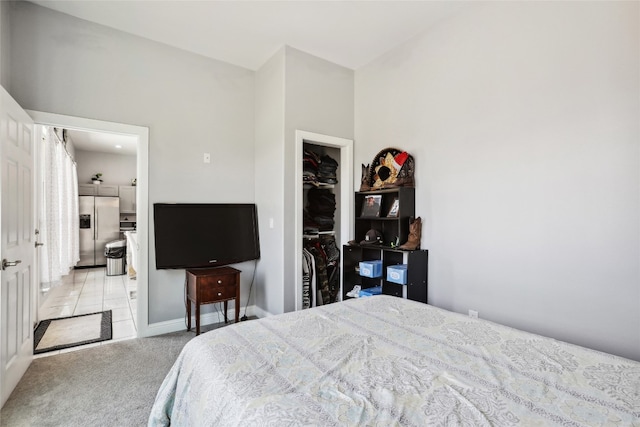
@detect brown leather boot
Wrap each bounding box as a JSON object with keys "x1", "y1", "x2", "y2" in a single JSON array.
[
  {"x1": 359, "y1": 163, "x2": 371, "y2": 192},
  {"x1": 399, "y1": 217, "x2": 421, "y2": 250}
]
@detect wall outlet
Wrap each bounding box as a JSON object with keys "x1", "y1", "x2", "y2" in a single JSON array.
[
  {"x1": 468, "y1": 309, "x2": 479, "y2": 319},
  {"x1": 203, "y1": 153, "x2": 211, "y2": 163}
]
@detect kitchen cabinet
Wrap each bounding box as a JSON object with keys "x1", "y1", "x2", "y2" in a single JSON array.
[
  {"x1": 79, "y1": 183, "x2": 119, "y2": 196},
  {"x1": 119, "y1": 186, "x2": 136, "y2": 213},
  {"x1": 98, "y1": 185, "x2": 119, "y2": 197},
  {"x1": 78, "y1": 184, "x2": 96, "y2": 196}
]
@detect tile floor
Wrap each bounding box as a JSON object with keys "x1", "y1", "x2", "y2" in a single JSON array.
[{"x1": 36, "y1": 267, "x2": 137, "y2": 358}]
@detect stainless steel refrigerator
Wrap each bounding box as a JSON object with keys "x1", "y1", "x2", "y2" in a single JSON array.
[{"x1": 78, "y1": 196, "x2": 120, "y2": 267}]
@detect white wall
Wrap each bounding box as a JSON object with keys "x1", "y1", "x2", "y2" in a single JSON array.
[
  {"x1": 355, "y1": 1, "x2": 640, "y2": 360},
  {"x1": 74, "y1": 149, "x2": 136, "y2": 186},
  {"x1": 0, "y1": 0, "x2": 11, "y2": 88},
  {"x1": 283, "y1": 47, "x2": 354, "y2": 312},
  {"x1": 8, "y1": 2, "x2": 255, "y2": 324},
  {"x1": 254, "y1": 48, "x2": 286, "y2": 315},
  {"x1": 254, "y1": 47, "x2": 354, "y2": 315}
]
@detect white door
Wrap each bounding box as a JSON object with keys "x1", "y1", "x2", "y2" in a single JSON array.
[{"x1": 0, "y1": 86, "x2": 35, "y2": 407}]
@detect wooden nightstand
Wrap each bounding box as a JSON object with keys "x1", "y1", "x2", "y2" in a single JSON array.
[{"x1": 186, "y1": 266, "x2": 240, "y2": 335}]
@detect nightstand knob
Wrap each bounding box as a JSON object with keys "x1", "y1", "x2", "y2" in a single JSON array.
[
  {"x1": 217, "y1": 292, "x2": 222, "y2": 296},
  {"x1": 217, "y1": 280, "x2": 222, "y2": 284}
]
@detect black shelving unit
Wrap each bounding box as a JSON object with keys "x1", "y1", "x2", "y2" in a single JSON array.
[
  {"x1": 343, "y1": 187, "x2": 428, "y2": 303},
  {"x1": 342, "y1": 245, "x2": 428, "y2": 303},
  {"x1": 354, "y1": 187, "x2": 414, "y2": 248}
]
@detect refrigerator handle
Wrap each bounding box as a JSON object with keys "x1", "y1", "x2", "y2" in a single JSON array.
[{"x1": 95, "y1": 209, "x2": 98, "y2": 240}]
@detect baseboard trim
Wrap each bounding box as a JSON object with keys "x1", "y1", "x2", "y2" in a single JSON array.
[
  {"x1": 141, "y1": 304, "x2": 258, "y2": 337},
  {"x1": 251, "y1": 305, "x2": 274, "y2": 319}
]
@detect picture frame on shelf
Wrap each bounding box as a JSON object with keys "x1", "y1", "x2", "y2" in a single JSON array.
[
  {"x1": 361, "y1": 195, "x2": 382, "y2": 217},
  {"x1": 386, "y1": 198, "x2": 399, "y2": 217}
]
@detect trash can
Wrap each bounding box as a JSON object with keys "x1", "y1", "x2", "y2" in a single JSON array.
[{"x1": 105, "y1": 239, "x2": 126, "y2": 276}]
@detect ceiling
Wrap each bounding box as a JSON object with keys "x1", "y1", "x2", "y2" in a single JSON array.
[
  {"x1": 33, "y1": 1, "x2": 469, "y2": 154},
  {"x1": 68, "y1": 129, "x2": 138, "y2": 156},
  {"x1": 29, "y1": 0, "x2": 468, "y2": 71}
]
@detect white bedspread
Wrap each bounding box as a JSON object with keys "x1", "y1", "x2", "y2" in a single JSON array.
[{"x1": 149, "y1": 296, "x2": 639, "y2": 426}]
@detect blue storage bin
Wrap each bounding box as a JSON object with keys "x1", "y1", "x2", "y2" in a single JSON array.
[
  {"x1": 359, "y1": 286, "x2": 382, "y2": 297},
  {"x1": 359, "y1": 260, "x2": 383, "y2": 278},
  {"x1": 386, "y1": 264, "x2": 408, "y2": 285}
]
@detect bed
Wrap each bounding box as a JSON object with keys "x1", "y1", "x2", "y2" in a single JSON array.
[{"x1": 148, "y1": 296, "x2": 639, "y2": 426}]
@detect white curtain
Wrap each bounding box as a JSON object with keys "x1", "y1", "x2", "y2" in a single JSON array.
[{"x1": 40, "y1": 127, "x2": 79, "y2": 288}]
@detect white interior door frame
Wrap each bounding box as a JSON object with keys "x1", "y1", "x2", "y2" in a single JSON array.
[
  {"x1": 25, "y1": 111, "x2": 151, "y2": 337},
  {"x1": 294, "y1": 130, "x2": 353, "y2": 311}
]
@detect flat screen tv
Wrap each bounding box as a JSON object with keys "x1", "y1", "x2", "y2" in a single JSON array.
[{"x1": 153, "y1": 203, "x2": 260, "y2": 269}]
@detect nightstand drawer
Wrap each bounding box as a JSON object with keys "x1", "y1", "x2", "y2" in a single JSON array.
[
  {"x1": 200, "y1": 284, "x2": 236, "y2": 302},
  {"x1": 199, "y1": 273, "x2": 236, "y2": 290}
]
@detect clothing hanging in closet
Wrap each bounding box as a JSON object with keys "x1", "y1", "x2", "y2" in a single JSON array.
[
  {"x1": 302, "y1": 235, "x2": 340, "y2": 308},
  {"x1": 302, "y1": 148, "x2": 340, "y2": 308}
]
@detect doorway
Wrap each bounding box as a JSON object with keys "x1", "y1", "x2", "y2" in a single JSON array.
[
  {"x1": 27, "y1": 110, "x2": 150, "y2": 338},
  {"x1": 294, "y1": 130, "x2": 353, "y2": 311}
]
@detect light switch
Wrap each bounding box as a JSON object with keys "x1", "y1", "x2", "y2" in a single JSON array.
[
  {"x1": 203, "y1": 153, "x2": 211, "y2": 163},
  {"x1": 269, "y1": 218, "x2": 274, "y2": 229}
]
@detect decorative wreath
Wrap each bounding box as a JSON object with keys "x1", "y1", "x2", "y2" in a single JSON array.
[{"x1": 367, "y1": 147, "x2": 415, "y2": 189}]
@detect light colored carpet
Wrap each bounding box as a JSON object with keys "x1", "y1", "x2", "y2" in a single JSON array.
[{"x1": 1, "y1": 331, "x2": 194, "y2": 427}]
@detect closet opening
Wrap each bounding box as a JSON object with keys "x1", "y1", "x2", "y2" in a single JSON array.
[{"x1": 294, "y1": 130, "x2": 353, "y2": 311}]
